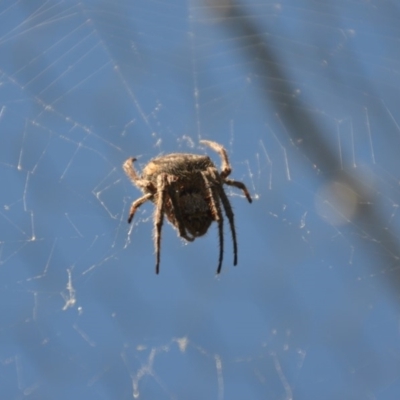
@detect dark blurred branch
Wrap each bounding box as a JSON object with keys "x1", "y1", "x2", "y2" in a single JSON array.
[{"x1": 219, "y1": 1, "x2": 400, "y2": 295}]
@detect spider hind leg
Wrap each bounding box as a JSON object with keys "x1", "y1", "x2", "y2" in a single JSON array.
[{"x1": 202, "y1": 170, "x2": 224, "y2": 274}]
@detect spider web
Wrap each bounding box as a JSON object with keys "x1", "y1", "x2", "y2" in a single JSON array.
[{"x1": 1, "y1": 0, "x2": 400, "y2": 399}]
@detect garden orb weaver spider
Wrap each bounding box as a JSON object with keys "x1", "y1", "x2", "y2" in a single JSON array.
[{"x1": 123, "y1": 140, "x2": 252, "y2": 274}]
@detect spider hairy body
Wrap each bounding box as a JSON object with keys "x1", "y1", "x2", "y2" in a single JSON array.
[
  {"x1": 142, "y1": 154, "x2": 214, "y2": 237},
  {"x1": 123, "y1": 140, "x2": 252, "y2": 274}
]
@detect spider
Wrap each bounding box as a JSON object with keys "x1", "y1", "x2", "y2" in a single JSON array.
[{"x1": 123, "y1": 140, "x2": 252, "y2": 274}]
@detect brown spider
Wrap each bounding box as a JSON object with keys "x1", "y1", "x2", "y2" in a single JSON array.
[{"x1": 123, "y1": 140, "x2": 252, "y2": 274}]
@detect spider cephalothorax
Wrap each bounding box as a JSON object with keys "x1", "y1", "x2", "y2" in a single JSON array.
[{"x1": 123, "y1": 140, "x2": 252, "y2": 274}]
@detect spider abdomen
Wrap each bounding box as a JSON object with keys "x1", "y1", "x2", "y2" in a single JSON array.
[{"x1": 178, "y1": 192, "x2": 213, "y2": 237}]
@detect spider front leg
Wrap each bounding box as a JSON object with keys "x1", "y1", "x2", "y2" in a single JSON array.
[
  {"x1": 123, "y1": 157, "x2": 139, "y2": 180},
  {"x1": 201, "y1": 141, "x2": 252, "y2": 203},
  {"x1": 127, "y1": 193, "x2": 152, "y2": 224},
  {"x1": 225, "y1": 179, "x2": 252, "y2": 203},
  {"x1": 200, "y1": 140, "x2": 232, "y2": 179},
  {"x1": 123, "y1": 157, "x2": 149, "y2": 190}
]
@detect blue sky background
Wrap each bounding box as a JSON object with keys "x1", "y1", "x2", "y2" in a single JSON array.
[{"x1": 1, "y1": 1, "x2": 400, "y2": 399}]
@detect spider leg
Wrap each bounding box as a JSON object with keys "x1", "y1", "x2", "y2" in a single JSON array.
[
  {"x1": 154, "y1": 174, "x2": 168, "y2": 274},
  {"x1": 214, "y1": 178, "x2": 238, "y2": 266},
  {"x1": 127, "y1": 193, "x2": 153, "y2": 224},
  {"x1": 224, "y1": 179, "x2": 252, "y2": 203},
  {"x1": 123, "y1": 157, "x2": 139, "y2": 179},
  {"x1": 202, "y1": 171, "x2": 224, "y2": 274},
  {"x1": 200, "y1": 140, "x2": 232, "y2": 179},
  {"x1": 123, "y1": 158, "x2": 149, "y2": 190},
  {"x1": 218, "y1": 190, "x2": 237, "y2": 265}
]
